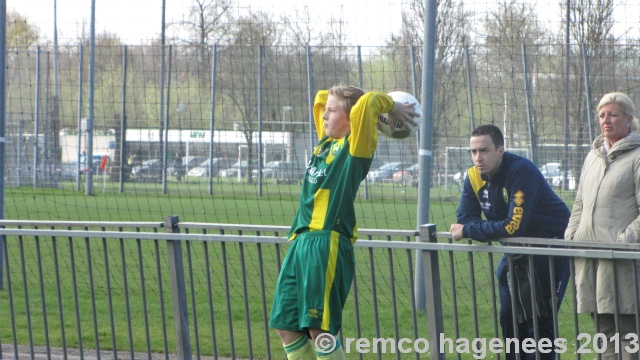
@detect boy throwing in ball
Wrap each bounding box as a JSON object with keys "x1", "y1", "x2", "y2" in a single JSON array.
[{"x1": 269, "y1": 85, "x2": 418, "y2": 360}]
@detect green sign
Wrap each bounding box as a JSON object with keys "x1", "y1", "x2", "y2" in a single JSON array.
[{"x1": 190, "y1": 131, "x2": 205, "y2": 139}]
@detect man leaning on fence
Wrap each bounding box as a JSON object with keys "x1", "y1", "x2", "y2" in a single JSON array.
[{"x1": 449, "y1": 124, "x2": 571, "y2": 360}]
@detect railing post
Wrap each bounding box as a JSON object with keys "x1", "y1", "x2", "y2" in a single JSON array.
[
  {"x1": 165, "y1": 215, "x2": 192, "y2": 360},
  {"x1": 420, "y1": 224, "x2": 444, "y2": 359},
  {"x1": 0, "y1": 234, "x2": 4, "y2": 290}
]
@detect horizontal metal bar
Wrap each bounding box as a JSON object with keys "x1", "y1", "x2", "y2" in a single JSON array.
[
  {"x1": 179, "y1": 222, "x2": 420, "y2": 237},
  {"x1": 437, "y1": 231, "x2": 640, "y2": 251},
  {"x1": 499, "y1": 236, "x2": 640, "y2": 250},
  {"x1": 1, "y1": 228, "x2": 640, "y2": 260},
  {"x1": 0, "y1": 228, "x2": 291, "y2": 244},
  {"x1": 0, "y1": 220, "x2": 165, "y2": 228},
  {"x1": 0, "y1": 220, "x2": 418, "y2": 238}
]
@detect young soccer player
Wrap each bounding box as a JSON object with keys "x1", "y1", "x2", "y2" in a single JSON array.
[{"x1": 269, "y1": 85, "x2": 418, "y2": 360}]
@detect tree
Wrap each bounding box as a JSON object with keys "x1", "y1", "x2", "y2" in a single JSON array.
[
  {"x1": 280, "y1": 7, "x2": 315, "y2": 47},
  {"x1": 6, "y1": 11, "x2": 40, "y2": 126},
  {"x1": 280, "y1": 7, "x2": 349, "y2": 50},
  {"x1": 7, "y1": 11, "x2": 40, "y2": 49},
  {"x1": 390, "y1": 0, "x2": 470, "y2": 167},
  {"x1": 174, "y1": 0, "x2": 232, "y2": 82},
  {"x1": 482, "y1": 0, "x2": 550, "y2": 164},
  {"x1": 562, "y1": 0, "x2": 618, "y2": 143},
  {"x1": 556, "y1": 0, "x2": 619, "y2": 187},
  {"x1": 484, "y1": 1, "x2": 549, "y2": 47},
  {"x1": 178, "y1": 0, "x2": 232, "y2": 45},
  {"x1": 567, "y1": 0, "x2": 616, "y2": 46},
  {"x1": 6, "y1": 11, "x2": 40, "y2": 122},
  {"x1": 217, "y1": 11, "x2": 283, "y2": 182}
]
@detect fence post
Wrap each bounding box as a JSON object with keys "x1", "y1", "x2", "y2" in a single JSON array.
[
  {"x1": 420, "y1": 224, "x2": 444, "y2": 359},
  {"x1": 165, "y1": 215, "x2": 192, "y2": 360},
  {"x1": 0, "y1": 235, "x2": 4, "y2": 290}
]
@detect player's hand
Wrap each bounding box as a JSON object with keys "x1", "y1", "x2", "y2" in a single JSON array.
[
  {"x1": 388, "y1": 101, "x2": 419, "y2": 130},
  {"x1": 449, "y1": 224, "x2": 464, "y2": 240}
]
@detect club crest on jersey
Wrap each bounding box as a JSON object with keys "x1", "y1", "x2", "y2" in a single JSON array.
[{"x1": 330, "y1": 142, "x2": 343, "y2": 157}]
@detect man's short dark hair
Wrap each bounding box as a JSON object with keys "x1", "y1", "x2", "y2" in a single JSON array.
[{"x1": 472, "y1": 124, "x2": 504, "y2": 148}]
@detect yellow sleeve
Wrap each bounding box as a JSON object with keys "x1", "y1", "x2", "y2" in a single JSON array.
[
  {"x1": 349, "y1": 92, "x2": 394, "y2": 158},
  {"x1": 313, "y1": 90, "x2": 329, "y2": 141}
]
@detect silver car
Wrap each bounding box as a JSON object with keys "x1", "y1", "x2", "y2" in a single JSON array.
[
  {"x1": 366, "y1": 162, "x2": 413, "y2": 184},
  {"x1": 187, "y1": 158, "x2": 232, "y2": 177},
  {"x1": 219, "y1": 160, "x2": 258, "y2": 179},
  {"x1": 55, "y1": 162, "x2": 82, "y2": 180},
  {"x1": 252, "y1": 161, "x2": 301, "y2": 184}
]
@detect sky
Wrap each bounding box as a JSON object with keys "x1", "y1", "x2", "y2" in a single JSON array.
[
  {"x1": 8, "y1": 0, "x2": 640, "y2": 46},
  {"x1": 8, "y1": 0, "x2": 406, "y2": 46}
]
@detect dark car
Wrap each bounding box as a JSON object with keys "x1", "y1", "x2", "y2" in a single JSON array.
[
  {"x1": 366, "y1": 162, "x2": 413, "y2": 184},
  {"x1": 167, "y1": 156, "x2": 208, "y2": 177},
  {"x1": 131, "y1": 159, "x2": 164, "y2": 181},
  {"x1": 392, "y1": 163, "x2": 419, "y2": 186}
]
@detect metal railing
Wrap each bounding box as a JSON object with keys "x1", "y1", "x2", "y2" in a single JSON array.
[{"x1": 1, "y1": 220, "x2": 640, "y2": 360}]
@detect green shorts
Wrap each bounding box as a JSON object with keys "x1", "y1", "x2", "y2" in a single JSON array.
[{"x1": 269, "y1": 230, "x2": 355, "y2": 335}]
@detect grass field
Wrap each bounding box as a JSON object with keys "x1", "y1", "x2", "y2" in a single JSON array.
[
  {"x1": 0, "y1": 180, "x2": 595, "y2": 359},
  {"x1": 2, "y1": 176, "x2": 476, "y2": 229}
]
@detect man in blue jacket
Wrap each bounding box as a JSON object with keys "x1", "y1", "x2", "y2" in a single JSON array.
[{"x1": 450, "y1": 124, "x2": 570, "y2": 360}]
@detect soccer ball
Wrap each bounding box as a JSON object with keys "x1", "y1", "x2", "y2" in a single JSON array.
[{"x1": 376, "y1": 91, "x2": 422, "y2": 140}]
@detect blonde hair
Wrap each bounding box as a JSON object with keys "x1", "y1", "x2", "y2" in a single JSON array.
[
  {"x1": 598, "y1": 92, "x2": 639, "y2": 131},
  {"x1": 328, "y1": 84, "x2": 365, "y2": 116}
]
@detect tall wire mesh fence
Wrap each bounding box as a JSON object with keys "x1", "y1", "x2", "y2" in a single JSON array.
[
  {"x1": 4, "y1": 1, "x2": 640, "y2": 358},
  {"x1": 4, "y1": 42, "x2": 640, "y2": 232}
]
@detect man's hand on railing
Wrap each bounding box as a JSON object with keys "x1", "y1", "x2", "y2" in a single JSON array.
[{"x1": 449, "y1": 223, "x2": 464, "y2": 240}]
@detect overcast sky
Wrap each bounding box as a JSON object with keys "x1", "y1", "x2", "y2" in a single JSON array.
[
  {"x1": 9, "y1": 0, "x2": 639, "y2": 46},
  {"x1": 9, "y1": 0, "x2": 404, "y2": 46}
]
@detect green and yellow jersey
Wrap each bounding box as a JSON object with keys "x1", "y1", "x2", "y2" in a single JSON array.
[{"x1": 288, "y1": 90, "x2": 394, "y2": 243}]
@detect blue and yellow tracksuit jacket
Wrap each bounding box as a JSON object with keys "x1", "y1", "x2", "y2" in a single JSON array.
[
  {"x1": 457, "y1": 152, "x2": 570, "y2": 241},
  {"x1": 457, "y1": 151, "x2": 571, "y2": 330}
]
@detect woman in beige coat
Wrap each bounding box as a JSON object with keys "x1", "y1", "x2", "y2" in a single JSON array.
[{"x1": 565, "y1": 92, "x2": 640, "y2": 359}]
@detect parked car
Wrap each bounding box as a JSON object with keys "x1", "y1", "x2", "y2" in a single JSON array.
[
  {"x1": 551, "y1": 169, "x2": 576, "y2": 190},
  {"x1": 187, "y1": 158, "x2": 232, "y2": 177},
  {"x1": 252, "y1": 161, "x2": 301, "y2": 184},
  {"x1": 453, "y1": 171, "x2": 468, "y2": 187},
  {"x1": 539, "y1": 162, "x2": 561, "y2": 184},
  {"x1": 167, "y1": 156, "x2": 208, "y2": 177},
  {"x1": 55, "y1": 162, "x2": 82, "y2": 180},
  {"x1": 131, "y1": 159, "x2": 164, "y2": 181},
  {"x1": 219, "y1": 160, "x2": 258, "y2": 179},
  {"x1": 392, "y1": 163, "x2": 419, "y2": 186},
  {"x1": 366, "y1": 162, "x2": 413, "y2": 184}
]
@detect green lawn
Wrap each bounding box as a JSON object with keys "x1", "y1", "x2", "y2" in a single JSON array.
[{"x1": 0, "y1": 181, "x2": 593, "y2": 359}]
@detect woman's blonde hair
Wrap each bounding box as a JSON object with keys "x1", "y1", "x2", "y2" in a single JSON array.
[{"x1": 598, "y1": 92, "x2": 639, "y2": 131}]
